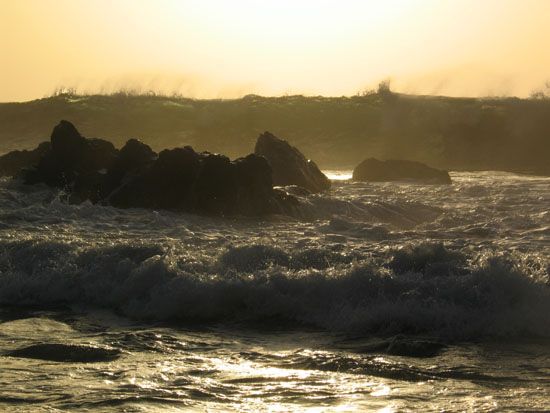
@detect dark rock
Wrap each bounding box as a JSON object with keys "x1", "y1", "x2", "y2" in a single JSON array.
[
  {"x1": 110, "y1": 148, "x2": 299, "y2": 216},
  {"x1": 70, "y1": 170, "x2": 106, "y2": 204},
  {"x1": 80, "y1": 138, "x2": 118, "y2": 173},
  {"x1": 272, "y1": 187, "x2": 302, "y2": 215},
  {"x1": 7, "y1": 121, "x2": 302, "y2": 217},
  {"x1": 147, "y1": 146, "x2": 201, "y2": 210},
  {"x1": 0, "y1": 142, "x2": 50, "y2": 177},
  {"x1": 277, "y1": 185, "x2": 312, "y2": 197},
  {"x1": 347, "y1": 336, "x2": 447, "y2": 358},
  {"x1": 24, "y1": 120, "x2": 118, "y2": 188},
  {"x1": 5, "y1": 343, "x2": 121, "y2": 363},
  {"x1": 254, "y1": 131, "x2": 331, "y2": 193},
  {"x1": 25, "y1": 150, "x2": 70, "y2": 186},
  {"x1": 386, "y1": 336, "x2": 446, "y2": 358},
  {"x1": 117, "y1": 139, "x2": 156, "y2": 167},
  {"x1": 232, "y1": 154, "x2": 275, "y2": 215},
  {"x1": 192, "y1": 153, "x2": 236, "y2": 215},
  {"x1": 109, "y1": 146, "x2": 200, "y2": 209},
  {"x1": 353, "y1": 158, "x2": 451, "y2": 184},
  {"x1": 102, "y1": 139, "x2": 158, "y2": 199},
  {"x1": 50, "y1": 120, "x2": 87, "y2": 169}
]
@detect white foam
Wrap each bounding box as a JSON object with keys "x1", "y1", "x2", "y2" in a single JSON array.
[
  {"x1": 0, "y1": 238, "x2": 547, "y2": 340},
  {"x1": 0, "y1": 172, "x2": 548, "y2": 340}
]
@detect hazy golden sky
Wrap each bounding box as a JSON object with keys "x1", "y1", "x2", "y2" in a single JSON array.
[{"x1": 1, "y1": 0, "x2": 550, "y2": 101}]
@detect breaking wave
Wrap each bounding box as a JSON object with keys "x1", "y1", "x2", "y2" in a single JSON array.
[{"x1": 0, "y1": 239, "x2": 547, "y2": 340}]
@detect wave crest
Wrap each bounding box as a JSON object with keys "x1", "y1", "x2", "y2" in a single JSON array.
[{"x1": 0, "y1": 240, "x2": 548, "y2": 340}]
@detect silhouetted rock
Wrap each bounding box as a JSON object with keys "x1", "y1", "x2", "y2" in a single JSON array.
[
  {"x1": 110, "y1": 149, "x2": 297, "y2": 216},
  {"x1": 272, "y1": 187, "x2": 302, "y2": 216},
  {"x1": 278, "y1": 185, "x2": 312, "y2": 197},
  {"x1": 4, "y1": 121, "x2": 301, "y2": 217},
  {"x1": 0, "y1": 142, "x2": 50, "y2": 177},
  {"x1": 101, "y1": 138, "x2": 157, "y2": 198},
  {"x1": 69, "y1": 170, "x2": 106, "y2": 204},
  {"x1": 6, "y1": 343, "x2": 121, "y2": 363},
  {"x1": 353, "y1": 336, "x2": 446, "y2": 358},
  {"x1": 109, "y1": 146, "x2": 200, "y2": 209},
  {"x1": 192, "y1": 153, "x2": 236, "y2": 214},
  {"x1": 80, "y1": 138, "x2": 118, "y2": 173},
  {"x1": 24, "y1": 120, "x2": 118, "y2": 187},
  {"x1": 50, "y1": 120, "x2": 86, "y2": 165},
  {"x1": 111, "y1": 139, "x2": 157, "y2": 178},
  {"x1": 232, "y1": 154, "x2": 276, "y2": 215},
  {"x1": 353, "y1": 158, "x2": 451, "y2": 184},
  {"x1": 254, "y1": 131, "x2": 331, "y2": 193}
]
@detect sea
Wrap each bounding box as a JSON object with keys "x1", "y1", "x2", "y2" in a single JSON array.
[{"x1": 0, "y1": 171, "x2": 548, "y2": 412}]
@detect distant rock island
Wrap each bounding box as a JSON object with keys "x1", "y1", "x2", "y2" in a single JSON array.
[
  {"x1": 353, "y1": 158, "x2": 452, "y2": 184},
  {"x1": 0, "y1": 121, "x2": 331, "y2": 216}
]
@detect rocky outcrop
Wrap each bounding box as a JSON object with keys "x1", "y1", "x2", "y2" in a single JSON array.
[
  {"x1": 353, "y1": 158, "x2": 451, "y2": 184},
  {"x1": 102, "y1": 138, "x2": 157, "y2": 193},
  {"x1": 4, "y1": 120, "x2": 300, "y2": 216},
  {"x1": 254, "y1": 131, "x2": 331, "y2": 193},
  {"x1": 108, "y1": 146, "x2": 198, "y2": 210},
  {"x1": 0, "y1": 142, "x2": 51, "y2": 177},
  {"x1": 24, "y1": 120, "x2": 118, "y2": 188},
  {"x1": 107, "y1": 148, "x2": 285, "y2": 215}
]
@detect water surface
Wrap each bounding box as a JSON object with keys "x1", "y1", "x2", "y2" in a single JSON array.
[{"x1": 0, "y1": 171, "x2": 548, "y2": 411}]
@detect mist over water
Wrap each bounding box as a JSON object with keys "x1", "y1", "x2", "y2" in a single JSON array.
[
  {"x1": 0, "y1": 171, "x2": 548, "y2": 411},
  {"x1": 19, "y1": 72, "x2": 550, "y2": 104}
]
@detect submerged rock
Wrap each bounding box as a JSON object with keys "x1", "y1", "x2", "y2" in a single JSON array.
[
  {"x1": 385, "y1": 337, "x2": 446, "y2": 358},
  {"x1": 278, "y1": 185, "x2": 312, "y2": 197},
  {"x1": 5, "y1": 343, "x2": 121, "y2": 363},
  {"x1": 353, "y1": 158, "x2": 451, "y2": 184},
  {"x1": 349, "y1": 336, "x2": 447, "y2": 358},
  {"x1": 254, "y1": 131, "x2": 331, "y2": 193},
  {"x1": 3, "y1": 120, "x2": 299, "y2": 216}
]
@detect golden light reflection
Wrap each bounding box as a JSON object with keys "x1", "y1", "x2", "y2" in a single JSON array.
[
  {"x1": 323, "y1": 171, "x2": 353, "y2": 181},
  {"x1": 371, "y1": 383, "x2": 391, "y2": 397},
  {"x1": 211, "y1": 356, "x2": 313, "y2": 380}
]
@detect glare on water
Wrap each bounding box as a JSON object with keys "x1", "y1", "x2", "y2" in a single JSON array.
[{"x1": 0, "y1": 171, "x2": 548, "y2": 411}]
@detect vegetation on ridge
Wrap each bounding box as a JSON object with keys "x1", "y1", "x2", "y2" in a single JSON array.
[{"x1": 1, "y1": 89, "x2": 549, "y2": 174}]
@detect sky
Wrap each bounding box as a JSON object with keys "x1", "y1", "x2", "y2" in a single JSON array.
[{"x1": 1, "y1": 0, "x2": 550, "y2": 101}]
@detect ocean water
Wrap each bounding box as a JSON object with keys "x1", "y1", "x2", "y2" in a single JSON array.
[{"x1": 0, "y1": 171, "x2": 548, "y2": 412}]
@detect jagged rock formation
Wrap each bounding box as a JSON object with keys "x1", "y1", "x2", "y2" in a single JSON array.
[
  {"x1": 353, "y1": 158, "x2": 452, "y2": 184},
  {"x1": 254, "y1": 131, "x2": 331, "y2": 193},
  {"x1": 0, "y1": 121, "x2": 300, "y2": 216}
]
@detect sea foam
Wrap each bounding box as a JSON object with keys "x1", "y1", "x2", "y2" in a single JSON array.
[{"x1": 0, "y1": 238, "x2": 547, "y2": 340}]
